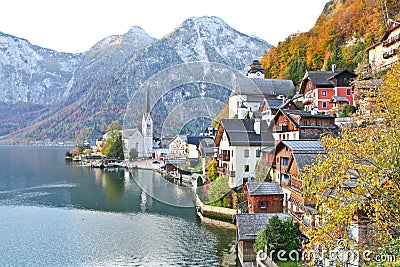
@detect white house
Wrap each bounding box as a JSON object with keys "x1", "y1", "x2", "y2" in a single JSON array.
[
  {"x1": 229, "y1": 60, "x2": 295, "y2": 119},
  {"x1": 214, "y1": 118, "x2": 275, "y2": 188}
]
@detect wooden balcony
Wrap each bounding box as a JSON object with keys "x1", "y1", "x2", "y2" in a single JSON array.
[
  {"x1": 303, "y1": 97, "x2": 314, "y2": 105},
  {"x1": 217, "y1": 154, "x2": 230, "y2": 161},
  {"x1": 273, "y1": 125, "x2": 289, "y2": 133}
]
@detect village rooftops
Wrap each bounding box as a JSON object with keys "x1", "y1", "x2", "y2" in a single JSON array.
[
  {"x1": 233, "y1": 78, "x2": 295, "y2": 97},
  {"x1": 235, "y1": 213, "x2": 290, "y2": 241},
  {"x1": 246, "y1": 182, "x2": 283, "y2": 196}
]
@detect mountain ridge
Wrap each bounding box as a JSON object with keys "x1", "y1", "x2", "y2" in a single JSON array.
[{"x1": 0, "y1": 16, "x2": 270, "y2": 142}]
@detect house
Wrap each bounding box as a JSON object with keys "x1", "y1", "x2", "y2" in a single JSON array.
[
  {"x1": 299, "y1": 68, "x2": 357, "y2": 115},
  {"x1": 274, "y1": 140, "x2": 325, "y2": 232},
  {"x1": 235, "y1": 213, "x2": 290, "y2": 265},
  {"x1": 245, "y1": 182, "x2": 284, "y2": 213},
  {"x1": 259, "y1": 98, "x2": 299, "y2": 125},
  {"x1": 186, "y1": 135, "x2": 214, "y2": 160},
  {"x1": 168, "y1": 135, "x2": 187, "y2": 159},
  {"x1": 366, "y1": 19, "x2": 400, "y2": 73},
  {"x1": 272, "y1": 109, "x2": 337, "y2": 144},
  {"x1": 229, "y1": 60, "x2": 295, "y2": 118},
  {"x1": 198, "y1": 138, "x2": 216, "y2": 175},
  {"x1": 214, "y1": 118, "x2": 275, "y2": 188}
]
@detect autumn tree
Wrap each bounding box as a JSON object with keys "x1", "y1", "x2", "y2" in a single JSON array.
[
  {"x1": 102, "y1": 121, "x2": 124, "y2": 159},
  {"x1": 303, "y1": 63, "x2": 400, "y2": 260}
]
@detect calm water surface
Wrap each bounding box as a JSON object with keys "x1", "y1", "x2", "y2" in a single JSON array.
[{"x1": 0, "y1": 146, "x2": 237, "y2": 266}]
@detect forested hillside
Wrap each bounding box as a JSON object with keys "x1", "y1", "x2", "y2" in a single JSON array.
[{"x1": 261, "y1": 0, "x2": 400, "y2": 85}]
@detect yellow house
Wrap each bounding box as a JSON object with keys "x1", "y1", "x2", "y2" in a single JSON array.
[{"x1": 366, "y1": 19, "x2": 400, "y2": 72}]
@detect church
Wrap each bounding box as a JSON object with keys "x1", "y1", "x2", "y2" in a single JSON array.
[{"x1": 123, "y1": 91, "x2": 154, "y2": 159}]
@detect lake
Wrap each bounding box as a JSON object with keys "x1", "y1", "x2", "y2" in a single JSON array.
[{"x1": 0, "y1": 146, "x2": 237, "y2": 266}]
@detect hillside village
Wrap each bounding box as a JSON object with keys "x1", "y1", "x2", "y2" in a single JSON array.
[{"x1": 73, "y1": 19, "x2": 400, "y2": 267}]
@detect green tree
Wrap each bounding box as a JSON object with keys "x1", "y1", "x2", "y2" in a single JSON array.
[
  {"x1": 323, "y1": 39, "x2": 343, "y2": 71},
  {"x1": 207, "y1": 175, "x2": 230, "y2": 206},
  {"x1": 102, "y1": 121, "x2": 124, "y2": 159},
  {"x1": 129, "y1": 148, "x2": 138, "y2": 160},
  {"x1": 303, "y1": 63, "x2": 400, "y2": 253},
  {"x1": 285, "y1": 58, "x2": 307, "y2": 86},
  {"x1": 254, "y1": 159, "x2": 272, "y2": 182},
  {"x1": 340, "y1": 104, "x2": 356, "y2": 117},
  {"x1": 254, "y1": 216, "x2": 300, "y2": 255}
]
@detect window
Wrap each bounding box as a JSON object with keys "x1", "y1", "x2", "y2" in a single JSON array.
[
  {"x1": 322, "y1": 90, "x2": 327, "y2": 96},
  {"x1": 281, "y1": 157, "x2": 289, "y2": 166},
  {"x1": 347, "y1": 89, "x2": 351, "y2": 95},
  {"x1": 281, "y1": 173, "x2": 289, "y2": 182},
  {"x1": 258, "y1": 201, "x2": 268, "y2": 209},
  {"x1": 256, "y1": 149, "x2": 260, "y2": 157},
  {"x1": 244, "y1": 165, "x2": 250, "y2": 172},
  {"x1": 308, "y1": 83, "x2": 312, "y2": 89},
  {"x1": 322, "y1": 102, "x2": 327, "y2": 108},
  {"x1": 244, "y1": 149, "x2": 249, "y2": 157}
]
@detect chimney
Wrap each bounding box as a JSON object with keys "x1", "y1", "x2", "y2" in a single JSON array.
[{"x1": 332, "y1": 64, "x2": 337, "y2": 73}]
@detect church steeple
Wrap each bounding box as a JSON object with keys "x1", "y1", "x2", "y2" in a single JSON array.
[
  {"x1": 146, "y1": 89, "x2": 150, "y2": 114},
  {"x1": 142, "y1": 89, "x2": 153, "y2": 158}
]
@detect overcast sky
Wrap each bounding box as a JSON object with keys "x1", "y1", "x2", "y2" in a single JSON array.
[{"x1": 0, "y1": 0, "x2": 329, "y2": 53}]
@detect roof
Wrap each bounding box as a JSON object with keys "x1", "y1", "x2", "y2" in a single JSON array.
[
  {"x1": 329, "y1": 69, "x2": 357, "y2": 80},
  {"x1": 264, "y1": 98, "x2": 286, "y2": 109},
  {"x1": 280, "y1": 140, "x2": 325, "y2": 153},
  {"x1": 219, "y1": 119, "x2": 275, "y2": 147},
  {"x1": 292, "y1": 153, "x2": 323, "y2": 171},
  {"x1": 235, "y1": 213, "x2": 290, "y2": 241},
  {"x1": 247, "y1": 182, "x2": 283, "y2": 196},
  {"x1": 306, "y1": 71, "x2": 335, "y2": 87},
  {"x1": 234, "y1": 78, "x2": 295, "y2": 97},
  {"x1": 331, "y1": 96, "x2": 349, "y2": 103},
  {"x1": 186, "y1": 135, "x2": 213, "y2": 147},
  {"x1": 199, "y1": 138, "x2": 215, "y2": 156}
]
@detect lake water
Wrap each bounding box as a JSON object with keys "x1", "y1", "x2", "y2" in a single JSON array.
[{"x1": 0, "y1": 146, "x2": 237, "y2": 266}]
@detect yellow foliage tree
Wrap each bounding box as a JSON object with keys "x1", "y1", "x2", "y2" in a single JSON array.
[{"x1": 303, "y1": 63, "x2": 400, "y2": 264}]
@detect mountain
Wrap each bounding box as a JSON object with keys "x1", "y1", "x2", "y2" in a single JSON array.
[
  {"x1": 0, "y1": 16, "x2": 270, "y2": 142},
  {"x1": 0, "y1": 32, "x2": 82, "y2": 104},
  {"x1": 261, "y1": 0, "x2": 400, "y2": 82}
]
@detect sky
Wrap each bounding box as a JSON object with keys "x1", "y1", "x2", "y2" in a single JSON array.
[{"x1": 0, "y1": 0, "x2": 329, "y2": 53}]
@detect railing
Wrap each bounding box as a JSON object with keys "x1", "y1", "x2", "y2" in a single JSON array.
[
  {"x1": 302, "y1": 97, "x2": 314, "y2": 105},
  {"x1": 217, "y1": 154, "x2": 230, "y2": 161},
  {"x1": 272, "y1": 125, "x2": 289, "y2": 133},
  {"x1": 217, "y1": 167, "x2": 225, "y2": 175}
]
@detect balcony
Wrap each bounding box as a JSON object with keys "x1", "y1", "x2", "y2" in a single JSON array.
[
  {"x1": 303, "y1": 97, "x2": 314, "y2": 105},
  {"x1": 273, "y1": 125, "x2": 289, "y2": 133},
  {"x1": 217, "y1": 154, "x2": 230, "y2": 161},
  {"x1": 217, "y1": 167, "x2": 225, "y2": 175}
]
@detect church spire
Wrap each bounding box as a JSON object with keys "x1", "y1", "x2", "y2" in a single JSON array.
[{"x1": 146, "y1": 89, "x2": 150, "y2": 114}]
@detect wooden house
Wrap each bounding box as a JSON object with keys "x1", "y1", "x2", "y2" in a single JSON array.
[
  {"x1": 245, "y1": 182, "x2": 284, "y2": 213},
  {"x1": 274, "y1": 140, "x2": 325, "y2": 231},
  {"x1": 272, "y1": 109, "x2": 337, "y2": 143},
  {"x1": 235, "y1": 213, "x2": 290, "y2": 266}
]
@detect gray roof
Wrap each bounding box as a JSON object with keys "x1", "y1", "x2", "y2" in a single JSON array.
[
  {"x1": 247, "y1": 182, "x2": 283, "y2": 196},
  {"x1": 306, "y1": 71, "x2": 335, "y2": 87},
  {"x1": 292, "y1": 153, "x2": 322, "y2": 171},
  {"x1": 235, "y1": 213, "x2": 291, "y2": 241},
  {"x1": 331, "y1": 96, "x2": 349, "y2": 103},
  {"x1": 234, "y1": 78, "x2": 295, "y2": 97},
  {"x1": 220, "y1": 119, "x2": 275, "y2": 147},
  {"x1": 281, "y1": 140, "x2": 325, "y2": 153},
  {"x1": 199, "y1": 138, "x2": 215, "y2": 156},
  {"x1": 264, "y1": 98, "x2": 286, "y2": 109}
]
